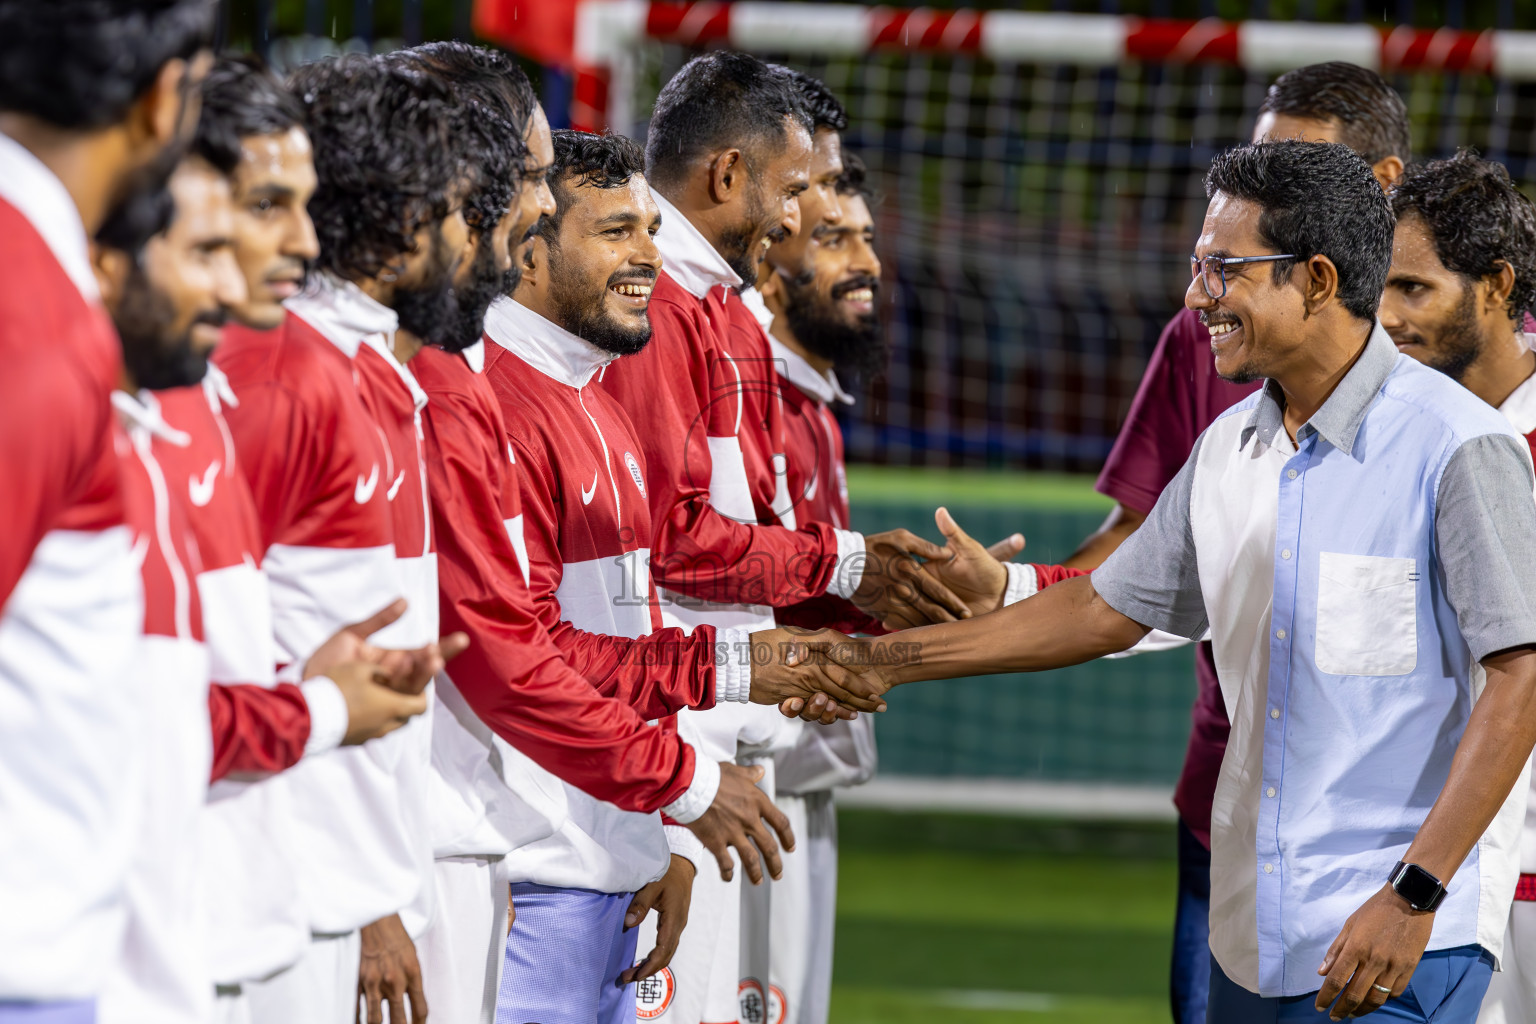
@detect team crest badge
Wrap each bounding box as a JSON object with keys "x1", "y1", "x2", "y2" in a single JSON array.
[
  {"x1": 738, "y1": 979, "x2": 768, "y2": 1024},
  {"x1": 625, "y1": 451, "x2": 646, "y2": 496},
  {"x1": 634, "y1": 966, "x2": 675, "y2": 1018},
  {"x1": 768, "y1": 984, "x2": 787, "y2": 1024}
]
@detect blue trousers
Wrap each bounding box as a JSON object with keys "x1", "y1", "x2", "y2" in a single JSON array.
[
  {"x1": 0, "y1": 1004, "x2": 94, "y2": 1024},
  {"x1": 1207, "y1": 945, "x2": 1495, "y2": 1023},
  {"x1": 1172, "y1": 818, "x2": 1213, "y2": 1024},
  {"x1": 496, "y1": 883, "x2": 639, "y2": 1024}
]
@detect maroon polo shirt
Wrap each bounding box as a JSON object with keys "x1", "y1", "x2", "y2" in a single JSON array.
[{"x1": 1096, "y1": 306, "x2": 1259, "y2": 851}]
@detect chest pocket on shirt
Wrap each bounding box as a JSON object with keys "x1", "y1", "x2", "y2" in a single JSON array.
[{"x1": 1315, "y1": 552, "x2": 1417, "y2": 676}]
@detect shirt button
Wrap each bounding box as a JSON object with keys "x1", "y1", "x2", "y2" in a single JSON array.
[
  {"x1": 1264, "y1": 863, "x2": 1275, "y2": 874},
  {"x1": 1281, "y1": 549, "x2": 1292, "y2": 560},
  {"x1": 1266, "y1": 786, "x2": 1277, "y2": 798},
  {"x1": 1270, "y1": 708, "x2": 1280, "y2": 719},
  {"x1": 1276, "y1": 628, "x2": 1287, "y2": 639},
  {"x1": 1287, "y1": 469, "x2": 1298, "y2": 480}
]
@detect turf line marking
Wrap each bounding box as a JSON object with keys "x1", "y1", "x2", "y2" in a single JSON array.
[{"x1": 925, "y1": 989, "x2": 1059, "y2": 1011}]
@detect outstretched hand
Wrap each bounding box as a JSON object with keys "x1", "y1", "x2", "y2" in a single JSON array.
[
  {"x1": 919, "y1": 507, "x2": 1016, "y2": 617},
  {"x1": 852, "y1": 528, "x2": 972, "y2": 629}
]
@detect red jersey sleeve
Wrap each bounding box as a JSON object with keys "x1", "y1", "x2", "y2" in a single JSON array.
[
  {"x1": 507, "y1": 432, "x2": 720, "y2": 720},
  {"x1": 599, "y1": 289, "x2": 848, "y2": 607},
  {"x1": 0, "y1": 313, "x2": 116, "y2": 606},
  {"x1": 423, "y1": 373, "x2": 700, "y2": 813},
  {"x1": 207, "y1": 682, "x2": 311, "y2": 781}
]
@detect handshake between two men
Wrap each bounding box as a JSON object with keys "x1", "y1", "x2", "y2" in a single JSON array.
[{"x1": 741, "y1": 507, "x2": 1022, "y2": 724}]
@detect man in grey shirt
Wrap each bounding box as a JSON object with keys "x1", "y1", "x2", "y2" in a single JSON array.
[{"x1": 801, "y1": 141, "x2": 1536, "y2": 1023}]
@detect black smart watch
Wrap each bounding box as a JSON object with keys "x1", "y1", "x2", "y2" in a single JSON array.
[{"x1": 1388, "y1": 861, "x2": 1447, "y2": 912}]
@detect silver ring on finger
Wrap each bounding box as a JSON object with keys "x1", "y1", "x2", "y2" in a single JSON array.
[{"x1": 1372, "y1": 984, "x2": 1392, "y2": 995}]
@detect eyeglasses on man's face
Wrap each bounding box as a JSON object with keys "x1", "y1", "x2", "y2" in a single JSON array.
[{"x1": 1190, "y1": 253, "x2": 1298, "y2": 301}]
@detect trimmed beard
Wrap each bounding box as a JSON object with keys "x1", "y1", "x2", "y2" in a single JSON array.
[
  {"x1": 114, "y1": 263, "x2": 217, "y2": 391},
  {"x1": 717, "y1": 184, "x2": 773, "y2": 286},
  {"x1": 1409, "y1": 283, "x2": 1485, "y2": 384},
  {"x1": 545, "y1": 247, "x2": 655, "y2": 357},
  {"x1": 780, "y1": 269, "x2": 887, "y2": 384}
]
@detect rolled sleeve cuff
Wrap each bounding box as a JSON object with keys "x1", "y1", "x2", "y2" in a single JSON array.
[
  {"x1": 827, "y1": 529, "x2": 866, "y2": 599},
  {"x1": 660, "y1": 751, "x2": 719, "y2": 825},
  {"x1": 1091, "y1": 565, "x2": 1207, "y2": 642},
  {"x1": 715, "y1": 627, "x2": 753, "y2": 704},
  {"x1": 664, "y1": 825, "x2": 707, "y2": 870},
  {"x1": 1002, "y1": 563, "x2": 1039, "y2": 607},
  {"x1": 299, "y1": 677, "x2": 348, "y2": 757}
]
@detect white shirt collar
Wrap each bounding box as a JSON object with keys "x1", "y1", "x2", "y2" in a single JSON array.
[
  {"x1": 1499, "y1": 349, "x2": 1536, "y2": 437},
  {"x1": 112, "y1": 388, "x2": 190, "y2": 446},
  {"x1": 483, "y1": 295, "x2": 616, "y2": 389},
  {"x1": 651, "y1": 190, "x2": 742, "y2": 300},
  {"x1": 284, "y1": 272, "x2": 399, "y2": 359},
  {"x1": 461, "y1": 339, "x2": 485, "y2": 374},
  {"x1": 0, "y1": 132, "x2": 99, "y2": 301},
  {"x1": 739, "y1": 286, "x2": 775, "y2": 331},
  {"x1": 769, "y1": 335, "x2": 854, "y2": 406}
]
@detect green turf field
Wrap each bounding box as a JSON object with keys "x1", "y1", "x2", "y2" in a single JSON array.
[{"x1": 829, "y1": 811, "x2": 1176, "y2": 1024}]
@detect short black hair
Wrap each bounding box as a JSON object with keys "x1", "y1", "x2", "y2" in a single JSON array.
[
  {"x1": 645, "y1": 51, "x2": 812, "y2": 192},
  {"x1": 836, "y1": 151, "x2": 875, "y2": 204},
  {"x1": 1205, "y1": 140, "x2": 1394, "y2": 323},
  {"x1": 1391, "y1": 150, "x2": 1536, "y2": 324},
  {"x1": 782, "y1": 68, "x2": 848, "y2": 133},
  {"x1": 1259, "y1": 62, "x2": 1411, "y2": 165},
  {"x1": 194, "y1": 55, "x2": 305, "y2": 177},
  {"x1": 290, "y1": 54, "x2": 477, "y2": 281},
  {"x1": 0, "y1": 0, "x2": 215, "y2": 130},
  {"x1": 539, "y1": 129, "x2": 646, "y2": 244},
  {"x1": 385, "y1": 42, "x2": 533, "y2": 233}
]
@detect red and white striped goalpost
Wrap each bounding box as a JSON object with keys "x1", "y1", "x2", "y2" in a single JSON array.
[{"x1": 552, "y1": 1, "x2": 1536, "y2": 132}]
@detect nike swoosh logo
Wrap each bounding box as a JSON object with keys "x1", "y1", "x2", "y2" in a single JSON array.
[
  {"x1": 386, "y1": 471, "x2": 405, "y2": 501},
  {"x1": 188, "y1": 460, "x2": 220, "y2": 507},
  {"x1": 580, "y1": 470, "x2": 599, "y2": 506},
  {"x1": 355, "y1": 464, "x2": 380, "y2": 504}
]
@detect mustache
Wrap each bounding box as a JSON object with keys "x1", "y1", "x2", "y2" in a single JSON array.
[
  {"x1": 607, "y1": 267, "x2": 658, "y2": 289},
  {"x1": 831, "y1": 274, "x2": 880, "y2": 300},
  {"x1": 1197, "y1": 310, "x2": 1240, "y2": 327}
]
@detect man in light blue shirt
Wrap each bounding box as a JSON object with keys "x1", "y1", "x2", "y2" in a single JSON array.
[{"x1": 821, "y1": 140, "x2": 1536, "y2": 1023}]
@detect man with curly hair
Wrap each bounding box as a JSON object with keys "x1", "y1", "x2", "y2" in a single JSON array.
[
  {"x1": 1376, "y1": 150, "x2": 1536, "y2": 1024},
  {"x1": 213, "y1": 53, "x2": 509, "y2": 1024}
]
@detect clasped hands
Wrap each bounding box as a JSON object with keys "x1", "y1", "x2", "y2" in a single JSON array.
[
  {"x1": 302, "y1": 598, "x2": 470, "y2": 745},
  {"x1": 748, "y1": 508, "x2": 1022, "y2": 722}
]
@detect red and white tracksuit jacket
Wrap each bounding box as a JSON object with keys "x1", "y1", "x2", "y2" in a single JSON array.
[
  {"x1": 349, "y1": 306, "x2": 439, "y2": 939},
  {"x1": 598, "y1": 192, "x2": 866, "y2": 628},
  {"x1": 104, "y1": 390, "x2": 213, "y2": 1024},
  {"x1": 598, "y1": 193, "x2": 858, "y2": 764},
  {"x1": 412, "y1": 336, "x2": 719, "y2": 864},
  {"x1": 215, "y1": 277, "x2": 418, "y2": 937},
  {"x1": 153, "y1": 370, "x2": 346, "y2": 986},
  {"x1": 483, "y1": 297, "x2": 759, "y2": 885},
  {"x1": 0, "y1": 134, "x2": 143, "y2": 1001},
  {"x1": 767, "y1": 339, "x2": 881, "y2": 796},
  {"x1": 1491, "y1": 371, "x2": 1536, "y2": 885}
]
